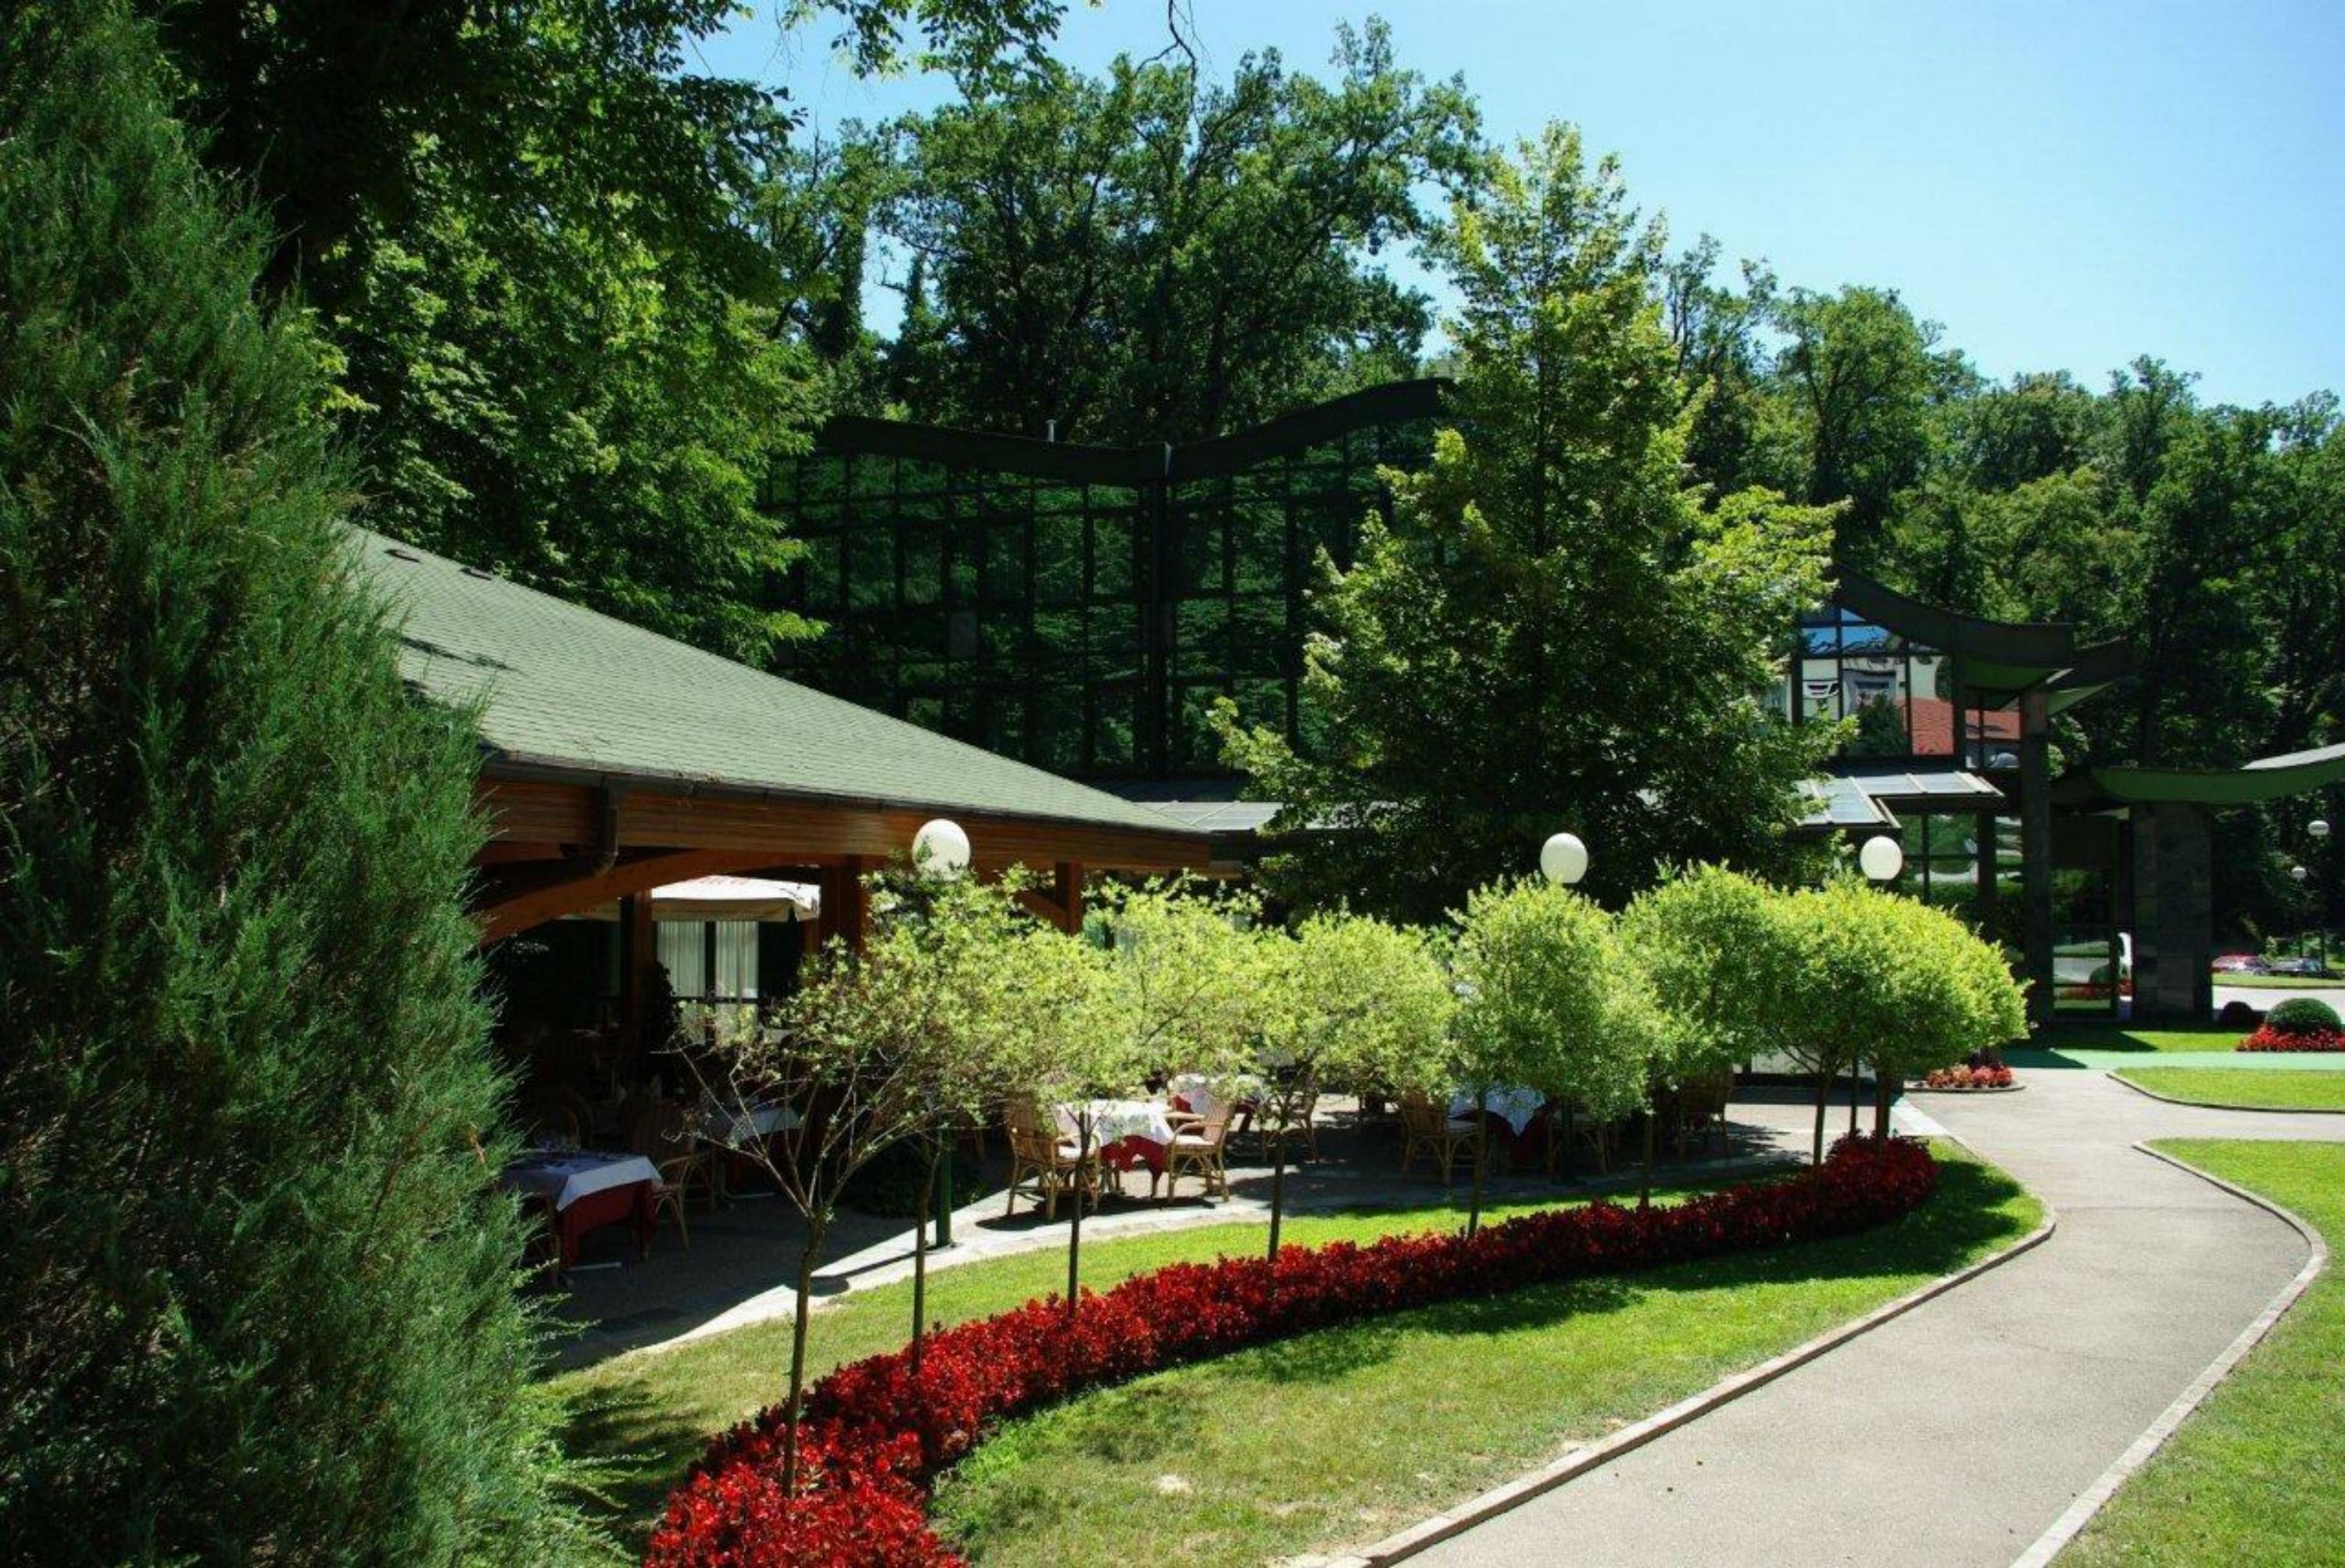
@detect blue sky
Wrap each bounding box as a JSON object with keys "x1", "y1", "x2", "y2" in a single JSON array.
[{"x1": 696, "y1": 0, "x2": 2345, "y2": 409}]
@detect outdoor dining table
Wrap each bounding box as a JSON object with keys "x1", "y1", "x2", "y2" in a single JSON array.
[
  {"x1": 1449, "y1": 1085, "x2": 1551, "y2": 1171},
  {"x1": 1055, "y1": 1097, "x2": 1178, "y2": 1176},
  {"x1": 500, "y1": 1149, "x2": 660, "y2": 1267},
  {"x1": 1166, "y1": 1072, "x2": 1266, "y2": 1123},
  {"x1": 697, "y1": 1098, "x2": 803, "y2": 1200}
]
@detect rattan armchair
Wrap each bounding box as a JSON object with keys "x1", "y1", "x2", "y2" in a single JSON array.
[
  {"x1": 1399, "y1": 1090, "x2": 1484, "y2": 1183},
  {"x1": 1164, "y1": 1098, "x2": 1238, "y2": 1200},
  {"x1": 1004, "y1": 1095, "x2": 1098, "y2": 1220}
]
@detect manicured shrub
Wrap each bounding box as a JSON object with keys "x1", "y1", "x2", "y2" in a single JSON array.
[
  {"x1": 646, "y1": 1137, "x2": 1939, "y2": 1567},
  {"x1": 2264, "y1": 997, "x2": 2343, "y2": 1036},
  {"x1": 0, "y1": 6, "x2": 583, "y2": 1559}
]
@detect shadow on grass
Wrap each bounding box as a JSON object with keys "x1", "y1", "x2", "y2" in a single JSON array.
[{"x1": 563, "y1": 1155, "x2": 2029, "y2": 1553}]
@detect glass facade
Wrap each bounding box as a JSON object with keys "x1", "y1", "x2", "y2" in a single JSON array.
[{"x1": 759, "y1": 385, "x2": 1442, "y2": 779}]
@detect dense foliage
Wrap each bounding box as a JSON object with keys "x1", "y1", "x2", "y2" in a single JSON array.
[
  {"x1": 645, "y1": 1136, "x2": 1939, "y2": 1567},
  {"x1": 1223, "y1": 126, "x2": 1841, "y2": 918},
  {"x1": 0, "y1": 5, "x2": 584, "y2": 1557},
  {"x1": 876, "y1": 20, "x2": 1477, "y2": 440},
  {"x1": 2263, "y1": 997, "x2": 2343, "y2": 1036}
]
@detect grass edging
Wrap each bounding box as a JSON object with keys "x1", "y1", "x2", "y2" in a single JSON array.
[
  {"x1": 1323, "y1": 1187, "x2": 2060, "y2": 1568},
  {"x1": 2105, "y1": 1071, "x2": 2345, "y2": 1115},
  {"x1": 2007, "y1": 1142, "x2": 2329, "y2": 1568}
]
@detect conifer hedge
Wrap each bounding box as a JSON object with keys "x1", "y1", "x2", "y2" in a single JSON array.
[{"x1": 0, "y1": 6, "x2": 589, "y2": 1559}]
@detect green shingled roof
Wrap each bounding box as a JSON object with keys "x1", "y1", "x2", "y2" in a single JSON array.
[{"x1": 348, "y1": 528, "x2": 1190, "y2": 836}]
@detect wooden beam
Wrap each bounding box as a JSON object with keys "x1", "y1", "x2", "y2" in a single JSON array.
[
  {"x1": 1015, "y1": 860, "x2": 1087, "y2": 934},
  {"x1": 816, "y1": 855, "x2": 875, "y2": 951},
  {"x1": 474, "y1": 847, "x2": 775, "y2": 946},
  {"x1": 618, "y1": 893, "x2": 655, "y2": 1052}
]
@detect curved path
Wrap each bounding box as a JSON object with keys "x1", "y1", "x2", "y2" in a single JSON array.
[{"x1": 1411, "y1": 1069, "x2": 2340, "y2": 1568}]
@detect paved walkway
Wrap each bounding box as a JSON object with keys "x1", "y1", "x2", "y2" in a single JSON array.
[{"x1": 1414, "y1": 1069, "x2": 2340, "y2": 1568}]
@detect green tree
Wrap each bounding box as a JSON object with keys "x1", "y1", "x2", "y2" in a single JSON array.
[
  {"x1": 1622, "y1": 864, "x2": 1797, "y2": 1200},
  {"x1": 142, "y1": 1, "x2": 1068, "y2": 661},
  {"x1": 882, "y1": 19, "x2": 1479, "y2": 441},
  {"x1": 0, "y1": 6, "x2": 586, "y2": 1557},
  {"x1": 1223, "y1": 125, "x2": 1839, "y2": 922},
  {"x1": 1770, "y1": 284, "x2": 1959, "y2": 566},
  {"x1": 1451, "y1": 880, "x2": 1661, "y2": 1235},
  {"x1": 1257, "y1": 912, "x2": 1455, "y2": 1256}
]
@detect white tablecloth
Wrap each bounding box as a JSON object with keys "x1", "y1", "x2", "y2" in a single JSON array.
[
  {"x1": 1450, "y1": 1086, "x2": 1547, "y2": 1136},
  {"x1": 699, "y1": 1101, "x2": 800, "y2": 1147},
  {"x1": 1056, "y1": 1098, "x2": 1176, "y2": 1148},
  {"x1": 501, "y1": 1151, "x2": 661, "y2": 1212},
  {"x1": 1167, "y1": 1072, "x2": 1266, "y2": 1122}
]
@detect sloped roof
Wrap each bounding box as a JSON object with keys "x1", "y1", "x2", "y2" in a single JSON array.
[
  {"x1": 2083, "y1": 739, "x2": 2345, "y2": 807},
  {"x1": 349, "y1": 529, "x2": 1190, "y2": 836}
]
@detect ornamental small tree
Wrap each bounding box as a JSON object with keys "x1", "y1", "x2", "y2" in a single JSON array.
[
  {"x1": 1862, "y1": 897, "x2": 2028, "y2": 1135},
  {"x1": 1452, "y1": 880, "x2": 1662, "y2": 1235},
  {"x1": 1257, "y1": 912, "x2": 1457, "y2": 1257},
  {"x1": 1, "y1": 5, "x2": 581, "y2": 1556},
  {"x1": 707, "y1": 868, "x2": 1077, "y2": 1496},
  {"x1": 1621, "y1": 865, "x2": 1798, "y2": 1201}
]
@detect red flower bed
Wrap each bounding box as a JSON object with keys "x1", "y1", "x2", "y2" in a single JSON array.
[
  {"x1": 1923, "y1": 1063, "x2": 2015, "y2": 1089},
  {"x1": 2239, "y1": 1026, "x2": 2345, "y2": 1053},
  {"x1": 646, "y1": 1136, "x2": 1939, "y2": 1568}
]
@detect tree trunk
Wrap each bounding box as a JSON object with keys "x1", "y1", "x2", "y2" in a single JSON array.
[
  {"x1": 1812, "y1": 1069, "x2": 1831, "y2": 1165},
  {"x1": 779, "y1": 1215, "x2": 825, "y2": 1498},
  {"x1": 911, "y1": 1147, "x2": 936, "y2": 1374},
  {"x1": 1266, "y1": 1115, "x2": 1288, "y2": 1263},
  {"x1": 1849, "y1": 1061, "x2": 1863, "y2": 1136},
  {"x1": 1466, "y1": 1089, "x2": 1490, "y2": 1240},
  {"x1": 1065, "y1": 1115, "x2": 1092, "y2": 1323},
  {"x1": 1560, "y1": 1101, "x2": 1576, "y2": 1180},
  {"x1": 1873, "y1": 1070, "x2": 1897, "y2": 1140}
]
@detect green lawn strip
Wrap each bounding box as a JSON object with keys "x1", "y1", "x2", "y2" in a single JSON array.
[
  {"x1": 927, "y1": 1147, "x2": 2037, "y2": 1568},
  {"x1": 2214, "y1": 974, "x2": 2345, "y2": 990},
  {"x1": 2113, "y1": 1069, "x2": 2345, "y2": 1112},
  {"x1": 553, "y1": 1176, "x2": 1772, "y2": 1547},
  {"x1": 2025, "y1": 1024, "x2": 2244, "y2": 1055},
  {"x1": 2064, "y1": 1140, "x2": 2345, "y2": 1567}
]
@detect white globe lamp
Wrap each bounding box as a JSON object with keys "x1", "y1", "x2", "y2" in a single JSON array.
[
  {"x1": 1539, "y1": 832, "x2": 1589, "y2": 887},
  {"x1": 1859, "y1": 835, "x2": 1904, "y2": 883},
  {"x1": 911, "y1": 818, "x2": 972, "y2": 880},
  {"x1": 2312, "y1": 819, "x2": 2332, "y2": 839},
  {"x1": 2291, "y1": 864, "x2": 2310, "y2": 883}
]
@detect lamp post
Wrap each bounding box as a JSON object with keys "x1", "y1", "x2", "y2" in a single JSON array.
[
  {"x1": 1855, "y1": 836, "x2": 1905, "y2": 1130},
  {"x1": 1539, "y1": 831, "x2": 1588, "y2": 888},
  {"x1": 911, "y1": 818, "x2": 969, "y2": 1248},
  {"x1": 1859, "y1": 835, "x2": 1904, "y2": 884},
  {"x1": 2314, "y1": 820, "x2": 2333, "y2": 976}
]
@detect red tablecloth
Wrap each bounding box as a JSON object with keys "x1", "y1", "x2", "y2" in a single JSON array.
[
  {"x1": 1095, "y1": 1134, "x2": 1169, "y2": 1175},
  {"x1": 550, "y1": 1180, "x2": 655, "y2": 1267},
  {"x1": 1470, "y1": 1106, "x2": 1552, "y2": 1171}
]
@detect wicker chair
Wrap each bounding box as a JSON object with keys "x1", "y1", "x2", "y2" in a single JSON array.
[
  {"x1": 1255, "y1": 1082, "x2": 1321, "y2": 1162},
  {"x1": 1671, "y1": 1068, "x2": 1734, "y2": 1158},
  {"x1": 1164, "y1": 1098, "x2": 1238, "y2": 1200},
  {"x1": 1399, "y1": 1090, "x2": 1484, "y2": 1183},
  {"x1": 522, "y1": 1097, "x2": 583, "y2": 1149},
  {"x1": 629, "y1": 1101, "x2": 716, "y2": 1248},
  {"x1": 1004, "y1": 1096, "x2": 1097, "y2": 1220}
]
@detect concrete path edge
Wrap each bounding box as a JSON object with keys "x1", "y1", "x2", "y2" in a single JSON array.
[
  {"x1": 2103, "y1": 1071, "x2": 2345, "y2": 1116},
  {"x1": 2005, "y1": 1141, "x2": 2330, "y2": 1568},
  {"x1": 1322, "y1": 1192, "x2": 2062, "y2": 1568}
]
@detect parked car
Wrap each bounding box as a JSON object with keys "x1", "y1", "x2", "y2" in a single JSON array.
[
  {"x1": 2268, "y1": 955, "x2": 2331, "y2": 978},
  {"x1": 2212, "y1": 953, "x2": 2272, "y2": 975}
]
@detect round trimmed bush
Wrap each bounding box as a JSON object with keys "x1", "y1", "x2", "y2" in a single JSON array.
[{"x1": 2266, "y1": 997, "x2": 2343, "y2": 1036}]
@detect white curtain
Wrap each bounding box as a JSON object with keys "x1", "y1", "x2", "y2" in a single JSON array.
[
  {"x1": 712, "y1": 920, "x2": 759, "y2": 1001},
  {"x1": 656, "y1": 921, "x2": 704, "y2": 997}
]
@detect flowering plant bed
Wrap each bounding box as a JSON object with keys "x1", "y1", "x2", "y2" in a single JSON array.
[
  {"x1": 646, "y1": 1136, "x2": 1939, "y2": 1567},
  {"x1": 2238, "y1": 1026, "x2": 2345, "y2": 1054},
  {"x1": 1916, "y1": 1063, "x2": 2018, "y2": 1091}
]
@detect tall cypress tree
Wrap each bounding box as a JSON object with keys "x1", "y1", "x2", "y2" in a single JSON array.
[{"x1": 0, "y1": 6, "x2": 589, "y2": 1559}]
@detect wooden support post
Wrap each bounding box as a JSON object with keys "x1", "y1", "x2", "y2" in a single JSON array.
[
  {"x1": 619, "y1": 892, "x2": 656, "y2": 1052},
  {"x1": 1054, "y1": 861, "x2": 1085, "y2": 936},
  {"x1": 818, "y1": 855, "x2": 875, "y2": 951}
]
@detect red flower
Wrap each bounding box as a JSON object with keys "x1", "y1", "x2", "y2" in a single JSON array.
[
  {"x1": 2238, "y1": 1026, "x2": 2345, "y2": 1054},
  {"x1": 645, "y1": 1137, "x2": 1939, "y2": 1568}
]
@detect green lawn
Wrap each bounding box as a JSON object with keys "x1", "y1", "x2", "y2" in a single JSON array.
[
  {"x1": 2025, "y1": 1023, "x2": 2243, "y2": 1054},
  {"x1": 2064, "y1": 1140, "x2": 2345, "y2": 1566},
  {"x1": 2115, "y1": 1069, "x2": 2345, "y2": 1112},
  {"x1": 926, "y1": 1149, "x2": 2036, "y2": 1568},
  {"x1": 554, "y1": 1152, "x2": 2035, "y2": 1561},
  {"x1": 554, "y1": 1178, "x2": 1776, "y2": 1548},
  {"x1": 2216, "y1": 973, "x2": 2345, "y2": 990}
]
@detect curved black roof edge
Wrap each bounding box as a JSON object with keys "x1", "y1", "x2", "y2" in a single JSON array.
[
  {"x1": 812, "y1": 378, "x2": 1453, "y2": 488},
  {"x1": 1830, "y1": 566, "x2": 2077, "y2": 669}
]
